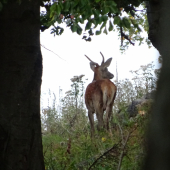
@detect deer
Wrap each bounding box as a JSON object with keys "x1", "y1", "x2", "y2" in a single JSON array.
[{"x1": 85, "y1": 52, "x2": 117, "y2": 137}]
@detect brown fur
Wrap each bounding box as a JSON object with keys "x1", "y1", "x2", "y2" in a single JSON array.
[{"x1": 85, "y1": 53, "x2": 117, "y2": 137}]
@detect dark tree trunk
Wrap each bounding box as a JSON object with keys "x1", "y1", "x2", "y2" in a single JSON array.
[
  {"x1": 144, "y1": 0, "x2": 170, "y2": 169},
  {"x1": 0, "y1": 1, "x2": 45, "y2": 169}
]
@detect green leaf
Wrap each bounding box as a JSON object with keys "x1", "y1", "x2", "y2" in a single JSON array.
[
  {"x1": 103, "y1": 27, "x2": 108, "y2": 35},
  {"x1": 92, "y1": 9, "x2": 100, "y2": 18},
  {"x1": 50, "y1": 3, "x2": 57, "y2": 18},
  {"x1": 63, "y1": 1, "x2": 70, "y2": 12},
  {"x1": 82, "y1": 13, "x2": 89, "y2": 20},
  {"x1": 51, "y1": 26, "x2": 64, "y2": 36},
  {"x1": 50, "y1": 3, "x2": 57, "y2": 12},
  {"x1": 71, "y1": 23, "x2": 77, "y2": 32},
  {"x1": 52, "y1": 14, "x2": 57, "y2": 21},
  {"x1": 96, "y1": 30, "x2": 101, "y2": 35},
  {"x1": 58, "y1": 1, "x2": 63, "y2": 10},
  {"x1": 93, "y1": 19, "x2": 99, "y2": 28},
  {"x1": 102, "y1": 6, "x2": 109, "y2": 15},
  {"x1": 96, "y1": 17, "x2": 102, "y2": 25},
  {"x1": 72, "y1": 0, "x2": 79, "y2": 8},
  {"x1": 100, "y1": 21, "x2": 107, "y2": 31},
  {"x1": 56, "y1": 4, "x2": 61, "y2": 15},
  {"x1": 87, "y1": 7, "x2": 93, "y2": 16},
  {"x1": 91, "y1": 18, "x2": 96, "y2": 25},
  {"x1": 95, "y1": 0, "x2": 101, "y2": 2},
  {"x1": 109, "y1": 20, "x2": 113, "y2": 31},
  {"x1": 80, "y1": 0, "x2": 88, "y2": 8},
  {"x1": 109, "y1": 6, "x2": 118, "y2": 13},
  {"x1": 105, "y1": 1, "x2": 117, "y2": 6},
  {"x1": 77, "y1": 25, "x2": 82, "y2": 35},
  {"x1": 78, "y1": 17, "x2": 84, "y2": 24},
  {"x1": 85, "y1": 21, "x2": 92, "y2": 30},
  {"x1": 131, "y1": 19, "x2": 138, "y2": 28},
  {"x1": 122, "y1": 17, "x2": 131, "y2": 28},
  {"x1": 114, "y1": 16, "x2": 121, "y2": 25},
  {"x1": 101, "y1": 15, "x2": 108, "y2": 22}
]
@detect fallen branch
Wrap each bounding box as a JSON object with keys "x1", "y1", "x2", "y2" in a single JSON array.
[
  {"x1": 117, "y1": 132, "x2": 130, "y2": 170},
  {"x1": 88, "y1": 143, "x2": 120, "y2": 170},
  {"x1": 117, "y1": 126, "x2": 138, "y2": 170}
]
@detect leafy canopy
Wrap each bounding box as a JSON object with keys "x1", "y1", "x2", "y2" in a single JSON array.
[
  {"x1": 40, "y1": 0, "x2": 149, "y2": 50},
  {"x1": 0, "y1": 0, "x2": 150, "y2": 50}
]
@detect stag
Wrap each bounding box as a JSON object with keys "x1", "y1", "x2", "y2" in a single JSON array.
[{"x1": 85, "y1": 52, "x2": 117, "y2": 137}]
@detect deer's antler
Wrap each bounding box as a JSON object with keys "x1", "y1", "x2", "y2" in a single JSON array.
[
  {"x1": 85, "y1": 55, "x2": 99, "y2": 66},
  {"x1": 100, "y1": 52, "x2": 105, "y2": 65}
]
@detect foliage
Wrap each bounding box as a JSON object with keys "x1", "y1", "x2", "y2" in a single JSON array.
[
  {"x1": 60, "y1": 75, "x2": 88, "y2": 133},
  {"x1": 1, "y1": 0, "x2": 151, "y2": 51},
  {"x1": 41, "y1": 106, "x2": 59, "y2": 134},
  {"x1": 40, "y1": 0, "x2": 150, "y2": 51},
  {"x1": 42, "y1": 109, "x2": 148, "y2": 169},
  {"x1": 113, "y1": 61, "x2": 157, "y2": 115},
  {"x1": 41, "y1": 75, "x2": 88, "y2": 136},
  {"x1": 42, "y1": 112, "x2": 148, "y2": 170},
  {"x1": 41, "y1": 63, "x2": 158, "y2": 169}
]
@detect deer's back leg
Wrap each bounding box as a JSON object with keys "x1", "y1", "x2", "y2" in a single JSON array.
[
  {"x1": 105, "y1": 101, "x2": 115, "y2": 130},
  {"x1": 95, "y1": 106, "x2": 104, "y2": 131},
  {"x1": 88, "y1": 110, "x2": 95, "y2": 137},
  {"x1": 105, "y1": 106, "x2": 112, "y2": 130},
  {"x1": 105, "y1": 92, "x2": 116, "y2": 130}
]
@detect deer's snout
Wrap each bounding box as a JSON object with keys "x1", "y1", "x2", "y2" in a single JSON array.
[{"x1": 109, "y1": 73, "x2": 114, "y2": 79}]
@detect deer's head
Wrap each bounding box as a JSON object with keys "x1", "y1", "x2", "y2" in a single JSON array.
[{"x1": 85, "y1": 52, "x2": 114, "y2": 81}]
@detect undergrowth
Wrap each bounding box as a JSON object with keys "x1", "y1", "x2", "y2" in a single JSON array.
[
  {"x1": 42, "y1": 113, "x2": 148, "y2": 170},
  {"x1": 41, "y1": 62, "x2": 159, "y2": 170}
]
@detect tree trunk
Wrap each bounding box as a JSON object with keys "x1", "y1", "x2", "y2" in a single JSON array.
[
  {"x1": 144, "y1": 0, "x2": 170, "y2": 169},
  {"x1": 0, "y1": 1, "x2": 45, "y2": 169}
]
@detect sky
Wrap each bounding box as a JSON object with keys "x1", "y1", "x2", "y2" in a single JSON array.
[{"x1": 40, "y1": 25, "x2": 160, "y2": 108}]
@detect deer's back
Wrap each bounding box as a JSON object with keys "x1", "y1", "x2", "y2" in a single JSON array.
[{"x1": 85, "y1": 79, "x2": 117, "y2": 112}]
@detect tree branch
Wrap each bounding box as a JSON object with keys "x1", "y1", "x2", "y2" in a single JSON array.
[
  {"x1": 120, "y1": 27, "x2": 135, "y2": 46},
  {"x1": 40, "y1": 44, "x2": 66, "y2": 61}
]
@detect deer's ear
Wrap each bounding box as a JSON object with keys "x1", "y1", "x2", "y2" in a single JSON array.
[
  {"x1": 90, "y1": 62, "x2": 96, "y2": 71},
  {"x1": 101, "y1": 58, "x2": 112, "y2": 68}
]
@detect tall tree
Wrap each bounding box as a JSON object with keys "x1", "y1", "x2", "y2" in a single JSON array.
[
  {"x1": 143, "y1": 0, "x2": 170, "y2": 169},
  {"x1": 0, "y1": 1, "x2": 45, "y2": 169}
]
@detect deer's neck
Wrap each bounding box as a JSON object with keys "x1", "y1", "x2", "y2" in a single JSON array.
[{"x1": 93, "y1": 73, "x2": 102, "y2": 81}]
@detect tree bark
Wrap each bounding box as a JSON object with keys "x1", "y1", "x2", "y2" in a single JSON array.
[
  {"x1": 0, "y1": 1, "x2": 45, "y2": 169},
  {"x1": 144, "y1": 0, "x2": 170, "y2": 169}
]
